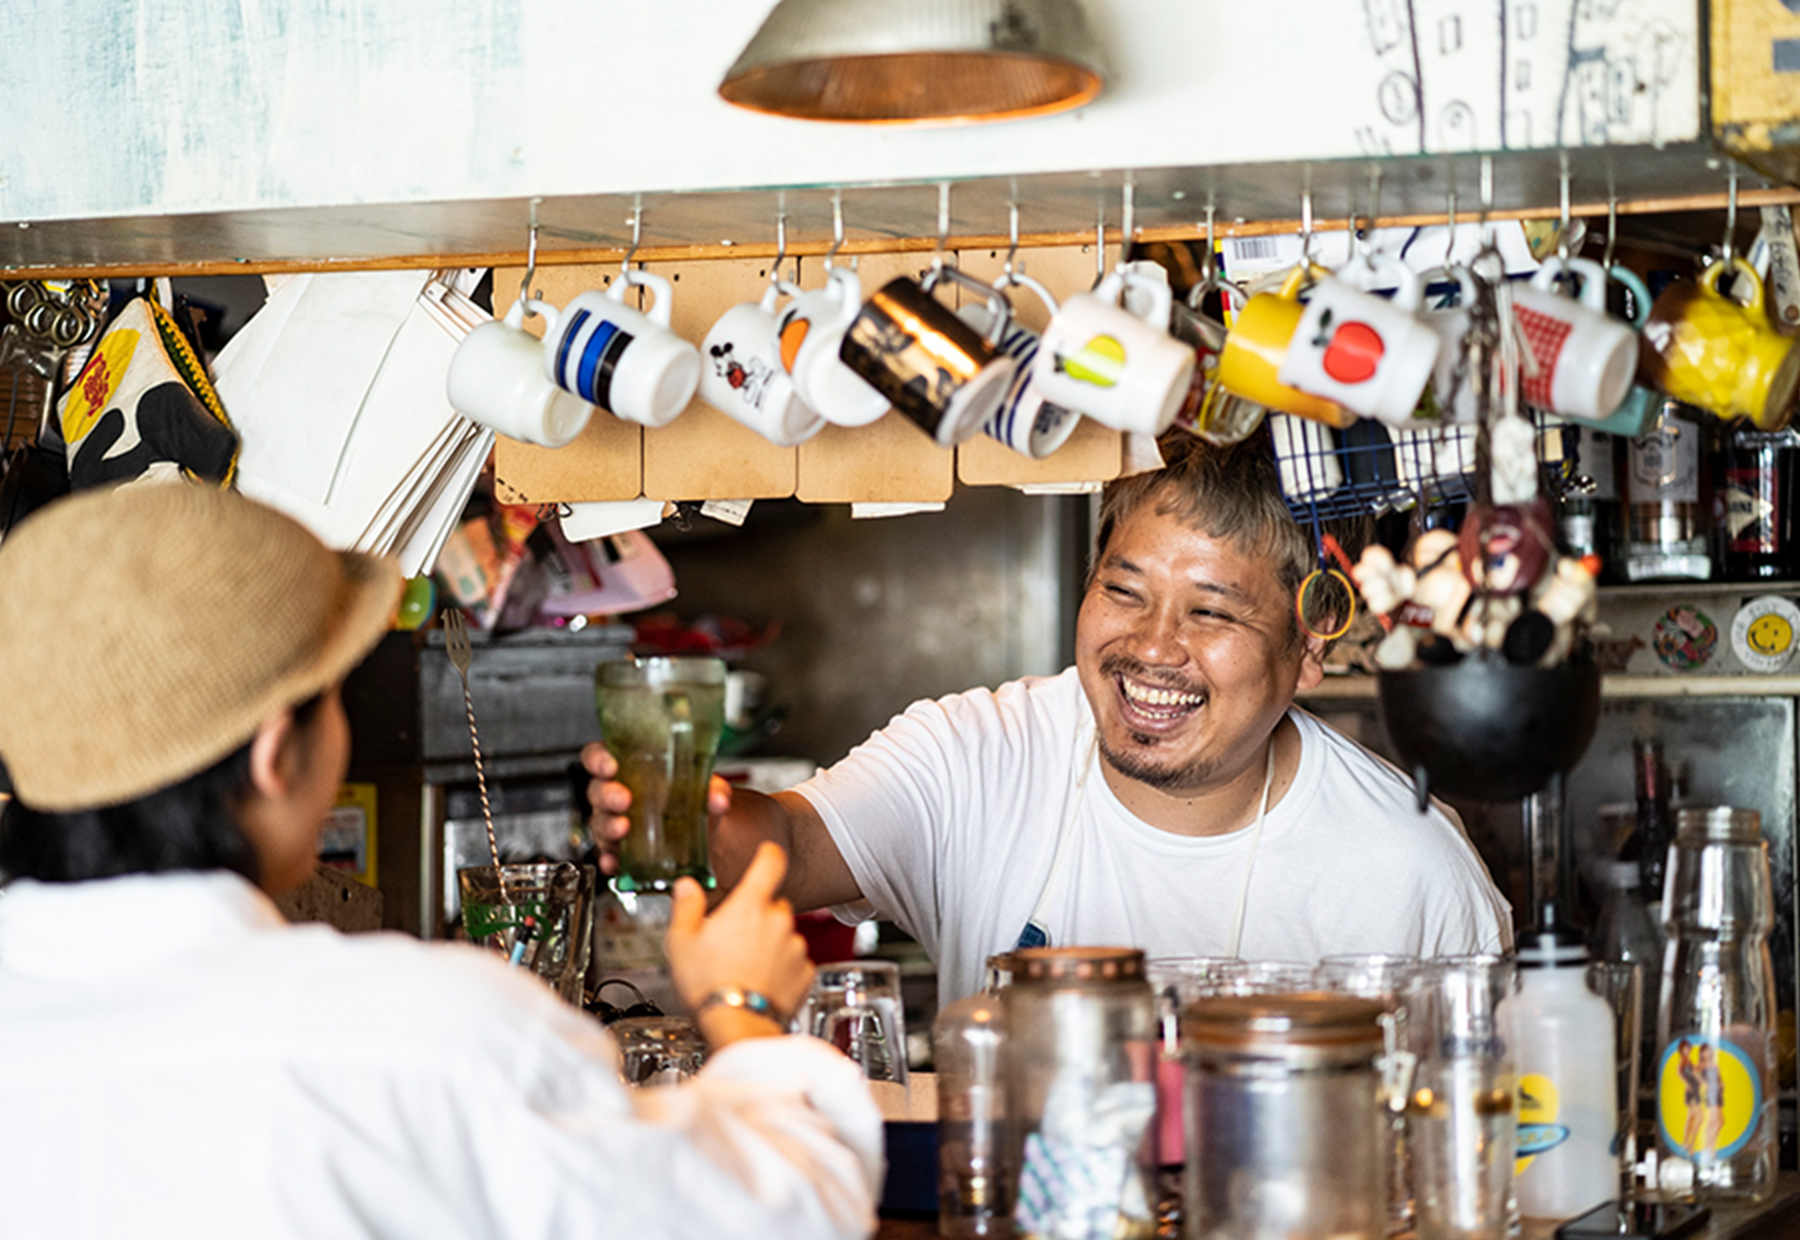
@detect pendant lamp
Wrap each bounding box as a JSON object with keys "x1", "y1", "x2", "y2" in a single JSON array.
[{"x1": 719, "y1": 0, "x2": 1104, "y2": 125}]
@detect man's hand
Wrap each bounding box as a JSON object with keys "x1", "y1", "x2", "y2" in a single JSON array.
[
  {"x1": 581, "y1": 740, "x2": 731, "y2": 878},
  {"x1": 665, "y1": 842, "x2": 814, "y2": 1048}
]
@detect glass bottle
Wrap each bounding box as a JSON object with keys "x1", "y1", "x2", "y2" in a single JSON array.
[
  {"x1": 1557, "y1": 425, "x2": 1624, "y2": 579},
  {"x1": 936, "y1": 965, "x2": 1010, "y2": 1237},
  {"x1": 1625, "y1": 400, "x2": 1712, "y2": 582},
  {"x1": 1655, "y1": 808, "x2": 1778, "y2": 1204},
  {"x1": 1710, "y1": 425, "x2": 1800, "y2": 581},
  {"x1": 1626, "y1": 737, "x2": 1672, "y2": 915},
  {"x1": 1004, "y1": 948, "x2": 1157, "y2": 1240}
]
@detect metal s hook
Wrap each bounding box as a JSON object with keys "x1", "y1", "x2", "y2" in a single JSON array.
[
  {"x1": 1201, "y1": 202, "x2": 1218, "y2": 284},
  {"x1": 824, "y1": 191, "x2": 846, "y2": 271},
  {"x1": 1002, "y1": 199, "x2": 1022, "y2": 280},
  {"x1": 1557, "y1": 152, "x2": 1573, "y2": 261},
  {"x1": 1444, "y1": 184, "x2": 1458, "y2": 265},
  {"x1": 1119, "y1": 175, "x2": 1136, "y2": 270},
  {"x1": 621, "y1": 197, "x2": 643, "y2": 275},
  {"x1": 1095, "y1": 198, "x2": 1107, "y2": 282},
  {"x1": 1478, "y1": 155, "x2": 1495, "y2": 235},
  {"x1": 519, "y1": 197, "x2": 543, "y2": 311},
  {"x1": 771, "y1": 208, "x2": 788, "y2": 287},
  {"x1": 1723, "y1": 165, "x2": 1740, "y2": 266},
  {"x1": 1299, "y1": 189, "x2": 1315, "y2": 266},
  {"x1": 1357, "y1": 164, "x2": 1383, "y2": 256},
  {"x1": 1602, "y1": 192, "x2": 1619, "y2": 272},
  {"x1": 932, "y1": 181, "x2": 951, "y2": 273}
]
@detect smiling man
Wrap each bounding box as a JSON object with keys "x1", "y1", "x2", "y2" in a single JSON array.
[{"x1": 588, "y1": 430, "x2": 1511, "y2": 1006}]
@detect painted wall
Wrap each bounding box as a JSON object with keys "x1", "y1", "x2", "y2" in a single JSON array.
[{"x1": 0, "y1": 0, "x2": 1700, "y2": 226}]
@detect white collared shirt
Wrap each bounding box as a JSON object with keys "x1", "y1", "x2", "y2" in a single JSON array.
[{"x1": 0, "y1": 871, "x2": 881, "y2": 1240}]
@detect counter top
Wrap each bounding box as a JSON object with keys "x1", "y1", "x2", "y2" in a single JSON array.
[{"x1": 875, "y1": 1172, "x2": 1800, "y2": 1240}]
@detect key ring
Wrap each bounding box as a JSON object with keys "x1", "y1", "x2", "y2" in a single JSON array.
[{"x1": 1294, "y1": 531, "x2": 1359, "y2": 642}]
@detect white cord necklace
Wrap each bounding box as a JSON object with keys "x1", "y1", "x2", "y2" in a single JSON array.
[{"x1": 1226, "y1": 738, "x2": 1279, "y2": 959}]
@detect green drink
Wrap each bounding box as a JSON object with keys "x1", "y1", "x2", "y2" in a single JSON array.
[{"x1": 595, "y1": 656, "x2": 727, "y2": 893}]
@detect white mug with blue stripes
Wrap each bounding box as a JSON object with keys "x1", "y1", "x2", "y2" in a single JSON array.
[
  {"x1": 540, "y1": 270, "x2": 700, "y2": 428},
  {"x1": 956, "y1": 276, "x2": 1082, "y2": 459}
]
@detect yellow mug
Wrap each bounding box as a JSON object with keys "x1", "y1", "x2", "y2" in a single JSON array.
[
  {"x1": 1215, "y1": 265, "x2": 1353, "y2": 428},
  {"x1": 1640, "y1": 257, "x2": 1800, "y2": 431}
]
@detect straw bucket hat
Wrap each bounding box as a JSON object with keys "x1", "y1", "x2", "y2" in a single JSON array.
[{"x1": 0, "y1": 482, "x2": 401, "y2": 811}]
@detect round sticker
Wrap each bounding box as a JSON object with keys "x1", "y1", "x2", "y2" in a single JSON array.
[
  {"x1": 1729, "y1": 596, "x2": 1800, "y2": 673},
  {"x1": 1657, "y1": 1036, "x2": 1765, "y2": 1162},
  {"x1": 1652, "y1": 606, "x2": 1718, "y2": 672}
]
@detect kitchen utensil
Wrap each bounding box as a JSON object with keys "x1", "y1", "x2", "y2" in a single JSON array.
[
  {"x1": 442, "y1": 608, "x2": 504, "y2": 896},
  {"x1": 457, "y1": 861, "x2": 597, "y2": 1003},
  {"x1": 1376, "y1": 654, "x2": 1601, "y2": 806}
]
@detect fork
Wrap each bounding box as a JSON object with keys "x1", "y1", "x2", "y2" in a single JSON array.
[{"x1": 443, "y1": 607, "x2": 505, "y2": 901}]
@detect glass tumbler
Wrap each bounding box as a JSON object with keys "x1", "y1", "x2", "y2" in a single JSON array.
[
  {"x1": 795, "y1": 959, "x2": 910, "y2": 1087},
  {"x1": 1317, "y1": 954, "x2": 1423, "y2": 1234},
  {"x1": 1404, "y1": 956, "x2": 1518, "y2": 1240},
  {"x1": 595, "y1": 655, "x2": 727, "y2": 894},
  {"x1": 457, "y1": 861, "x2": 596, "y2": 1004}
]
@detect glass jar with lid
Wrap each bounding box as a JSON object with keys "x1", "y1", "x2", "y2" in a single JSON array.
[
  {"x1": 1181, "y1": 993, "x2": 1390, "y2": 1240},
  {"x1": 1004, "y1": 947, "x2": 1158, "y2": 1240}
]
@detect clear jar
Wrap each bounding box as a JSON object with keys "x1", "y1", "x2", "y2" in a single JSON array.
[
  {"x1": 1655, "y1": 807, "x2": 1778, "y2": 1203},
  {"x1": 936, "y1": 981, "x2": 1008, "y2": 1237},
  {"x1": 1004, "y1": 947, "x2": 1157, "y2": 1240},
  {"x1": 1182, "y1": 994, "x2": 1390, "y2": 1240}
]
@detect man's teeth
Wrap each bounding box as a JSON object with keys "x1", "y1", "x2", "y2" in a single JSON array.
[{"x1": 1121, "y1": 680, "x2": 1203, "y2": 708}]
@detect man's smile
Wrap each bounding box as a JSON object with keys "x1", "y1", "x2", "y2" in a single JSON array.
[{"x1": 1110, "y1": 667, "x2": 1207, "y2": 730}]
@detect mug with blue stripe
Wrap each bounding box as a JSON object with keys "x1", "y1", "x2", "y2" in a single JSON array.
[
  {"x1": 539, "y1": 270, "x2": 700, "y2": 428},
  {"x1": 955, "y1": 272, "x2": 1083, "y2": 459}
]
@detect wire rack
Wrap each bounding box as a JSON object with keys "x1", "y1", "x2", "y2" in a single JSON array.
[{"x1": 1268, "y1": 410, "x2": 1576, "y2": 525}]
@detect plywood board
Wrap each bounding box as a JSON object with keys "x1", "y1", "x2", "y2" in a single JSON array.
[
  {"x1": 640, "y1": 257, "x2": 797, "y2": 500},
  {"x1": 948, "y1": 243, "x2": 1125, "y2": 488},
  {"x1": 490, "y1": 264, "x2": 642, "y2": 503},
  {"x1": 795, "y1": 251, "x2": 954, "y2": 504}
]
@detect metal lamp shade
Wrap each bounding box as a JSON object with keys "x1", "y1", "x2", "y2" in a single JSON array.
[{"x1": 719, "y1": 0, "x2": 1104, "y2": 124}]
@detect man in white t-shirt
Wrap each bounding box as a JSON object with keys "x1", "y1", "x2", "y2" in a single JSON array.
[{"x1": 587, "y1": 431, "x2": 1512, "y2": 1006}]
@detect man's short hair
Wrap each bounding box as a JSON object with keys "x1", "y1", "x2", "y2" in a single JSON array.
[{"x1": 1091, "y1": 427, "x2": 1367, "y2": 644}]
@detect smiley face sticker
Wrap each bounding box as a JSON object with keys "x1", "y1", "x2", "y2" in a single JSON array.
[{"x1": 1730, "y1": 596, "x2": 1800, "y2": 674}]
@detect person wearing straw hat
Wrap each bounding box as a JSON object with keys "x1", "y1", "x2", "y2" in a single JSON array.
[
  {"x1": 588, "y1": 429, "x2": 1511, "y2": 1008},
  {"x1": 0, "y1": 482, "x2": 880, "y2": 1240}
]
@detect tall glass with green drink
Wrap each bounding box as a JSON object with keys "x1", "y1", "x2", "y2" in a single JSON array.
[{"x1": 595, "y1": 656, "x2": 727, "y2": 893}]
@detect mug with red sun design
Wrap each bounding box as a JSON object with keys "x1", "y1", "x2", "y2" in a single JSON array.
[{"x1": 1277, "y1": 251, "x2": 1440, "y2": 426}]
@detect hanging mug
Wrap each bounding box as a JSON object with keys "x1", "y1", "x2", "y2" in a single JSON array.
[
  {"x1": 1277, "y1": 250, "x2": 1441, "y2": 427},
  {"x1": 954, "y1": 271, "x2": 1083, "y2": 459},
  {"x1": 1032, "y1": 264, "x2": 1195, "y2": 436},
  {"x1": 539, "y1": 270, "x2": 700, "y2": 428},
  {"x1": 698, "y1": 279, "x2": 827, "y2": 447},
  {"x1": 1564, "y1": 265, "x2": 1659, "y2": 438},
  {"x1": 1509, "y1": 256, "x2": 1638, "y2": 424},
  {"x1": 1640, "y1": 256, "x2": 1800, "y2": 432},
  {"x1": 1214, "y1": 265, "x2": 1352, "y2": 429},
  {"x1": 838, "y1": 266, "x2": 1017, "y2": 447}
]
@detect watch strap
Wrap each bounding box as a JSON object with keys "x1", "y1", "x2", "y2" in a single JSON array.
[{"x1": 694, "y1": 986, "x2": 780, "y2": 1023}]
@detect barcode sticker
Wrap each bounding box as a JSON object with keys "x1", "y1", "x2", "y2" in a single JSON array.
[{"x1": 1231, "y1": 236, "x2": 1280, "y2": 262}]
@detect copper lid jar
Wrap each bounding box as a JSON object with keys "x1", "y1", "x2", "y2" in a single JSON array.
[
  {"x1": 1003, "y1": 947, "x2": 1157, "y2": 1240},
  {"x1": 1181, "y1": 993, "x2": 1390, "y2": 1240}
]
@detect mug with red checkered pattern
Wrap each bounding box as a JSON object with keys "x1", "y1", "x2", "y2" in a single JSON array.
[{"x1": 1509, "y1": 256, "x2": 1637, "y2": 423}]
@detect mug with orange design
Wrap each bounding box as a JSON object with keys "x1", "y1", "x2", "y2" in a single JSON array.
[
  {"x1": 774, "y1": 265, "x2": 890, "y2": 427},
  {"x1": 1640, "y1": 257, "x2": 1800, "y2": 432},
  {"x1": 1214, "y1": 265, "x2": 1353, "y2": 429}
]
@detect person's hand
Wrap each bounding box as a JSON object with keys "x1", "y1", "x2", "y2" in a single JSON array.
[
  {"x1": 665, "y1": 841, "x2": 813, "y2": 1046},
  {"x1": 581, "y1": 740, "x2": 731, "y2": 878}
]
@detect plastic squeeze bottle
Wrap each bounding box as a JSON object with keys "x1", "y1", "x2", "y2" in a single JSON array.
[{"x1": 1511, "y1": 932, "x2": 1619, "y2": 1220}]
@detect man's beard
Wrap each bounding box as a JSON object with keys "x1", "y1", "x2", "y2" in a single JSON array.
[{"x1": 1097, "y1": 727, "x2": 1221, "y2": 792}]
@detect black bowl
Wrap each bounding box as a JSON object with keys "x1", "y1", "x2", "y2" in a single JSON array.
[{"x1": 1377, "y1": 656, "x2": 1602, "y2": 807}]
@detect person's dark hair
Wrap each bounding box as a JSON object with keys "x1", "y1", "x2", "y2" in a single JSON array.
[
  {"x1": 0, "y1": 693, "x2": 325, "y2": 884},
  {"x1": 1092, "y1": 427, "x2": 1370, "y2": 645}
]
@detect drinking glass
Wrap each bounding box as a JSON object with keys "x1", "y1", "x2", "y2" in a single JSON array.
[
  {"x1": 1405, "y1": 956, "x2": 1518, "y2": 1240},
  {"x1": 1318, "y1": 954, "x2": 1423, "y2": 1234},
  {"x1": 1586, "y1": 960, "x2": 1644, "y2": 1202},
  {"x1": 1210, "y1": 958, "x2": 1318, "y2": 995},
  {"x1": 457, "y1": 861, "x2": 596, "y2": 1004},
  {"x1": 595, "y1": 656, "x2": 727, "y2": 894},
  {"x1": 795, "y1": 960, "x2": 910, "y2": 1087},
  {"x1": 613, "y1": 1015, "x2": 707, "y2": 1086}
]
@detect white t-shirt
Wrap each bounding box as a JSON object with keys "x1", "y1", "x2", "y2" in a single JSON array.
[
  {"x1": 798, "y1": 668, "x2": 1513, "y2": 1005},
  {"x1": 0, "y1": 872, "x2": 881, "y2": 1240}
]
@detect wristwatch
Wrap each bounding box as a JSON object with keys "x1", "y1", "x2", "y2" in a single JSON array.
[{"x1": 694, "y1": 986, "x2": 780, "y2": 1023}]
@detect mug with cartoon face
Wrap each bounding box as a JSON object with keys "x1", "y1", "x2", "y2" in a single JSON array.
[{"x1": 698, "y1": 279, "x2": 826, "y2": 447}]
